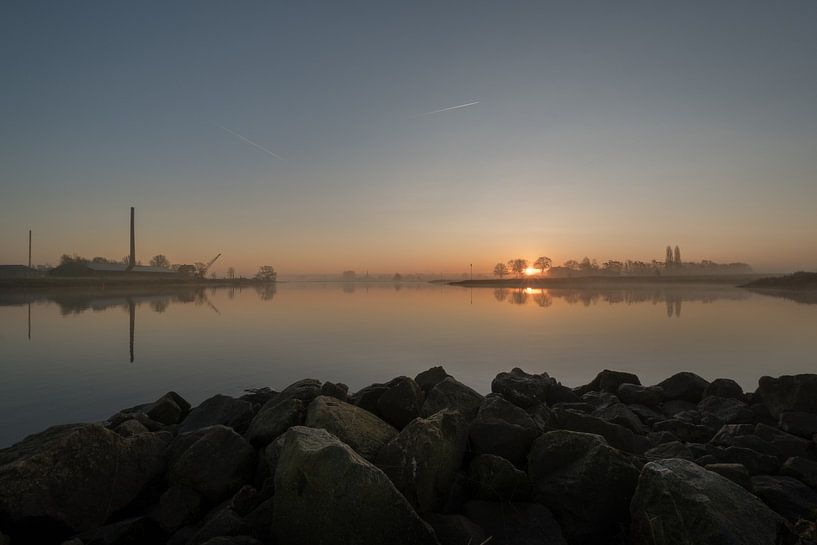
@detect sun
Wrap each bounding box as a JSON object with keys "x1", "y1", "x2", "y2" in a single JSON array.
[{"x1": 524, "y1": 267, "x2": 538, "y2": 276}]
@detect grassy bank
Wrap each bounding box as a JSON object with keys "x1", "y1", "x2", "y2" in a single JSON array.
[{"x1": 450, "y1": 274, "x2": 766, "y2": 288}]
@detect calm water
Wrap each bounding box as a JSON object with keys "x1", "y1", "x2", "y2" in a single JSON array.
[{"x1": 1, "y1": 282, "x2": 815, "y2": 446}]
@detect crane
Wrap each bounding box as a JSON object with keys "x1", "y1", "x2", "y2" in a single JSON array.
[{"x1": 198, "y1": 253, "x2": 222, "y2": 278}]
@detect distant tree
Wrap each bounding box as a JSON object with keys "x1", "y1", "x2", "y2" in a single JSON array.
[
  {"x1": 534, "y1": 256, "x2": 552, "y2": 276},
  {"x1": 194, "y1": 262, "x2": 208, "y2": 278},
  {"x1": 255, "y1": 266, "x2": 277, "y2": 282},
  {"x1": 579, "y1": 257, "x2": 598, "y2": 273},
  {"x1": 674, "y1": 246, "x2": 681, "y2": 266},
  {"x1": 665, "y1": 246, "x2": 674, "y2": 268},
  {"x1": 602, "y1": 260, "x2": 624, "y2": 275},
  {"x1": 177, "y1": 264, "x2": 197, "y2": 276},
  {"x1": 121, "y1": 256, "x2": 131, "y2": 265},
  {"x1": 150, "y1": 254, "x2": 171, "y2": 269},
  {"x1": 493, "y1": 262, "x2": 509, "y2": 278},
  {"x1": 563, "y1": 259, "x2": 580, "y2": 270},
  {"x1": 392, "y1": 272, "x2": 403, "y2": 282},
  {"x1": 507, "y1": 259, "x2": 528, "y2": 278},
  {"x1": 342, "y1": 270, "x2": 356, "y2": 281},
  {"x1": 60, "y1": 254, "x2": 89, "y2": 265},
  {"x1": 227, "y1": 267, "x2": 236, "y2": 279},
  {"x1": 210, "y1": 271, "x2": 217, "y2": 279}
]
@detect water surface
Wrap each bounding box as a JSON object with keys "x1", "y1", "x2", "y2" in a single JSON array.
[{"x1": 1, "y1": 282, "x2": 815, "y2": 446}]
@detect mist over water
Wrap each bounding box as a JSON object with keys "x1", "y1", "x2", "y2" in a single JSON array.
[{"x1": 1, "y1": 282, "x2": 816, "y2": 446}]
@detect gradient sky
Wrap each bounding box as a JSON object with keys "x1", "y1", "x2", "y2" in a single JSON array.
[{"x1": 2, "y1": 1, "x2": 816, "y2": 275}]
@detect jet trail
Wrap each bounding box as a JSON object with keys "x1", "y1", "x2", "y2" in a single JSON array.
[
  {"x1": 414, "y1": 101, "x2": 479, "y2": 117},
  {"x1": 213, "y1": 123, "x2": 282, "y2": 159}
]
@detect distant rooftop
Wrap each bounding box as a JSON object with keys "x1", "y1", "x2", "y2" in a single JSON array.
[{"x1": 85, "y1": 263, "x2": 174, "y2": 274}]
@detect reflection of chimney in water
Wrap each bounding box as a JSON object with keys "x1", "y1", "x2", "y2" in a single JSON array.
[{"x1": 128, "y1": 298, "x2": 135, "y2": 362}]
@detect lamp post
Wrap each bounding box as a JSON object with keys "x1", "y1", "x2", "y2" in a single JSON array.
[{"x1": 470, "y1": 263, "x2": 473, "y2": 281}]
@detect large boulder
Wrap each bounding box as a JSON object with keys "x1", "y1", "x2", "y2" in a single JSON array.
[
  {"x1": 644, "y1": 441, "x2": 694, "y2": 461},
  {"x1": 304, "y1": 395, "x2": 397, "y2": 461},
  {"x1": 0, "y1": 424, "x2": 166, "y2": 540},
  {"x1": 180, "y1": 395, "x2": 254, "y2": 434},
  {"x1": 617, "y1": 384, "x2": 663, "y2": 407},
  {"x1": 754, "y1": 423, "x2": 813, "y2": 461},
  {"x1": 462, "y1": 500, "x2": 566, "y2": 545},
  {"x1": 375, "y1": 410, "x2": 469, "y2": 513},
  {"x1": 704, "y1": 463, "x2": 754, "y2": 491},
  {"x1": 778, "y1": 411, "x2": 817, "y2": 438},
  {"x1": 780, "y1": 456, "x2": 817, "y2": 490},
  {"x1": 414, "y1": 366, "x2": 451, "y2": 394},
  {"x1": 751, "y1": 475, "x2": 817, "y2": 523},
  {"x1": 148, "y1": 485, "x2": 204, "y2": 532},
  {"x1": 630, "y1": 458, "x2": 790, "y2": 545},
  {"x1": 422, "y1": 514, "x2": 486, "y2": 545},
  {"x1": 168, "y1": 425, "x2": 256, "y2": 503},
  {"x1": 491, "y1": 367, "x2": 554, "y2": 408},
  {"x1": 469, "y1": 394, "x2": 540, "y2": 467},
  {"x1": 757, "y1": 374, "x2": 817, "y2": 418},
  {"x1": 656, "y1": 372, "x2": 710, "y2": 402},
  {"x1": 704, "y1": 379, "x2": 744, "y2": 400},
  {"x1": 468, "y1": 454, "x2": 531, "y2": 501},
  {"x1": 376, "y1": 376, "x2": 425, "y2": 429},
  {"x1": 577, "y1": 369, "x2": 641, "y2": 395},
  {"x1": 697, "y1": 396, "x2": 755, "y2": 425},
  {"x1": 546, "y1": 408, "x2": 651, "y2": 454},
  {"x1": 421, "y1": 377, "x2": 483, "y2": 418},
  {"x1": 527, "y1": 430, "x2": 641, "y2": 544},
  {"x1": 245, "y1": 379, "x2": 322, "y2": 447},
  {"x1": 593, "y1": 402, "x2": 649, "y2": 434},
  {"x1": 272, "y1": 426, "x2": 439, "y2": 545}
]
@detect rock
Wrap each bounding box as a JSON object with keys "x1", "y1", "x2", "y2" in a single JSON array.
[
  {"x1": 422, "y1": 513, "x2": 486, "y2": 545},
  {"x1": 644, "y1": 441, "x2": 694, "y2": 461},
  {"x1": 168, "y1": 425, "x2": 256, "y2": 503},
  {"x1": 653, "y1": 418, "x2": 714, "y2": 443},
  {"x1": 304, "y1": 395, "x2": 397, "y2": 461},
  {"x1": 656, "y1": 372, "x2": 710, "y2": 402},
  {"x1": 228, "y1": 485, "x2": 262, "y2": 517},
  {"x1": 704, "y1": 463, "x2": 753, "y2": 491},
  {"x1": 527, "y1": 430, "x2": 641, "y2": 544},
  {"x1": 349, "y1": 383, "x2": 389, "y2": 414},
  {"x1": 704, "y1": 378, "x2": 744, "y2": 400},
  {"x1": 661, "y1": 399, "x2": 698, "y2": 417},
  {"x1": 148, "y1": 485, "x2": 203, "y2": 532},
  {"x1": 714, "y1": 446, "x2": 780, "y2": 475},
  {"x1": 648, "y1": 430, "x2": 680, "y2": 445},
  {"x1": 462, "y1": 500, "x2": 566, "y2": 545},
  {"x1": 469, "y1": 394, "x2": 540, "y2": 467},
  {"x1": 551, "y1": 401, "x2": 593, "y2": 413},
  {"x1": 188, "y1": 507, "x2": 248, "y2": 545},
  {"x1": 107, "y1": 410, "x2": 163, "y2": 432},
  {"x1": 779, "y1": 411, "x2": 817, "y2": 438},
  {"x1": 593, "y1": 402, "x2": 648, "y2": 434},
  {"x1": 376, "y1": 376, "x2": 425, "y2": 429},
  {"x1": 580, "y1": 391, "x2": 621, "y2": 410},
  {"x1": 320, "y1": 381, "x2": 348, "y2": 401},
  {"x1": 200, "y1": 538, "x2": 262, "y2": 545},
  {"x1": 376, "y1": 410, "x2": 469, "y2": 513},
  {"x1": 421, "y1": 376, "x2": 483, "y2": 418},
  {"x1": 757, "y1": 374, "x2": 817, "y2": 418},
  {"x1": 548, "y1": 408, "x2": 651, "y2": 454},
  {"x1": 244, "y1": 379, "x2": 322, "y2": 447},
  {"x1": 0, "y1": 424, "x2": 166, "y2": 539},
  {"x1": 697, "y1": 396, "x2": 755, "y2": 425},
  {"x1": 114, "y1": 419, "x2": 151, "y2": 437},
  {"x1": 239, "y1": 387, "x2": 277, "y2": 408},
  {"x1": 146, "y1": 391, "x2": 191, "y2": 425},
  {"x1": 180, "y1": 395, "x2": 254, "y2": 434},
  {"x1": 242, "y1": 498, "x2": 274, "y2": 543},
  {"x1": 272, "y1": 426, "x2": 438, "y2": 545},
  {"x1": 630, "y1": 404, "x2": 666, "y2": 426},
  {"x1": 630, "y1": 458, "x2": 790, "y2": 545},
  {"x1": 415, "y1": 365, "x2": 451, "y2": 394},
  {"x1": 78, "y1": 516, "x2": 165, "y2": 545},
  {"x1": 754, "y1": 423, "x2": 813, "y2": 461},
  {"x1": 491, "y1": 367, "x2": 555, "y2": 409},
  {"x1": 780, "y1": 456, "x2": 817, "y2": 490},
  {"x1": 578, "y1": 369, "x2": 641, "y2": 395},
  {"x1": 617, "y1": 383, "x2": 663, "y2": 407},
  {"x1": 468, "y1": 454, "x2": 531, "y2": 501},
  {"x1": 751, "y1": 475, "x2": 817, "y2": 523}
]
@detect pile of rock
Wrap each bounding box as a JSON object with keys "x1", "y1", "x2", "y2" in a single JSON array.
[{"x1": 1, "y1": 368, "x2": 817, "y2": 545}]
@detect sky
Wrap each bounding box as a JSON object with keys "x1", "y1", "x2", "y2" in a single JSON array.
[{"x1": 1, "y1": 1, "x2": 816, "y2": 276}]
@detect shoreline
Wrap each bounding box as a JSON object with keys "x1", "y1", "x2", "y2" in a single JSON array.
[
  {"x1": 1, "y1": 367, "x2": 816, "y2": 545},
  {"x1": 449, "y1": 274, "x2": 768, "y2": 288}
]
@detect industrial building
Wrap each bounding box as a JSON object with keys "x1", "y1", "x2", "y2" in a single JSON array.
[{"x1": 0, "y1": 265, "x2": 38, "y2": 279}]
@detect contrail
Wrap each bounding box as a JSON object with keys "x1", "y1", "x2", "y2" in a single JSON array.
[
  {"x1": 414, "y1": 101, "x2": 479, "y2": 117},
  {"x1": 213, "y1": 123, "x2": 282, "y2": 159}
]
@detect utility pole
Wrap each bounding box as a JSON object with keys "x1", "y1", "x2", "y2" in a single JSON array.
[
  {"x1": 28, "y1": 230, "x2": 32, "y2": 268},
  {"x1": 470, "y1": 263, "x2": 473, "y2": 281}
]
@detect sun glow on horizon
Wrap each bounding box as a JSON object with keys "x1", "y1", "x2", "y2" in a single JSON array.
[{"x1": 524, "y1": 267, "x2": 539, "y2": 276}]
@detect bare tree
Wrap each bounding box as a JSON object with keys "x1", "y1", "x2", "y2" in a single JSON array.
[
  {"x1": 534, "y1": 256, "x2": 552, "y2": 276},
  {"x1": 665, "y1": 245, "x2": 674, "y2": 268},
  {"x1": 674, "y1": 245, "x2": 681, "y2": 266},
  {"x1": 493, "y1": 262, "x2": 509, "y2": 278},
  {"x1": 227, "y1": 267, "x2": 236, "y2": 279},
  {"x1": 507, "y1": 259, "x2": 528, "y2": 278},
  {"x1": 194, "y1": 262, "x2": 208, "y2": 277},
  {"x1": 255, "y1": 266, "x2": 277, "y2": 282},
  {"x1": 150, "y1": 254, "x2": 171, "y2": 269}
]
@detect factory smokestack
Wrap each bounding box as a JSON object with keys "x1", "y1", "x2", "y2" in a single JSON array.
[
  {"x1": 28, "y1": 230, "x2": 31, "y2": 269},
  {"x1": 126, "y1": 207, "x2": 136, "y2": 271}
]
